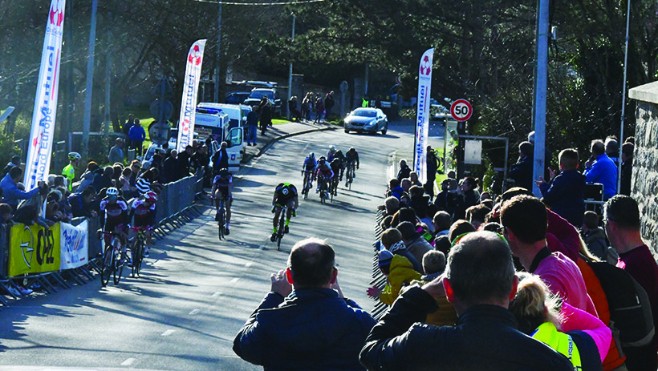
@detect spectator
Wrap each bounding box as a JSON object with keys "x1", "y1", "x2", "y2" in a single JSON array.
[
  {"x1": 314, "y1": 94, "x2": 325, "y2": 124},
  {"x1": 2, "y1": 155, "x2": 21, "y2": 177},
  {"x1": 135, "y1": 168, "x2": 160, "y2": 195},
  {"x1": 433, "y1": 178, "x2": 459, "y2": 218},
  {"x1": 258, "y1": 97, "x2": 272, "y2": 134},
  {"x1": 0, "y1": 167, "x2": 42, "y2": 210},
  {"x1": 246, "y1": 108, "x2": 258, "y2": 146},
  {"x1": 359, "y1": 231, "x2": 574, "y2": 370},
  {"x1": 61, "y1": 152, "x2": 81, "y2": 192},
  {"x1": 108, "y1": 138, "x2": 125, "y2": 164},
  {"x1": 481, "y1": 221, "x2": 503, "y2": 234},
  {"x1": 112, "y1": 164, "x2": 123, "y2": 181},
  {"x1": 233, "y1": 237, "x2": 375, "y2": 370},
  {"x1": 397, "y1": 159, "x2": 411, "y2": 181},
  {"x1": 433, "y1": 234, "x2": 451, "y2": 256},
  {"x1": 68, "y1": 186, "x2": 98, "y2": 218},
  {"x1": 414, "y1": 250, "x2": 458, "y2": 326},
  {"x1": 177, "y1": 145, "x2": 193, "y2": 180},
  {"x1": 584, "y1": 139, "x2": 618, "y2": 200},
  {"x1": 604, "y1": 195, "x2": 658, "y2": 369},
  {"x1": 380, "y1": 227, "x2": 422, "y2": 273},
  {"x1": 288, "y1": 96, "x2": 300, "y2": 121},
  {"x1": 128, "y1": 118, "x2": 146, "y2": 156},
  {"x1": 508, "y1": 141, "x2": 534, "y2": 192},
  {"x1": 0, "y1": 203, "x2": 13, "y2": 225},
  {"x1": 397, "y1": 221, "x2": 432, "y2": 268},
  {"x1": 509, "y1": 272, "x2": 612, "y2": 370},
  {"x1": 620, "y1": 142, "x2": 634, "y2": 196},
  {"x1": 383, "y1": 196, "x2": 400, "y2": 217},
  {"x1": 500, "y1": 195, "x2": 597, "y2": 316},
  {"x1": 536, "y1": 148, "x2": 586, "y2": 227},
  {"x1": 432, "y1": 210, "x2": 451, "y2": 238},
  {"x1": 162, "y1": 150, "x2": 178, "y2": 184},
  {"x1": 367, "y1": 248, "x2": 421, "y2": 306},
  {"x1": 605, "y1": 136, "x2": 619, "y2": 167},
  {"x1": 424, "y1": 146, "x2": 439, "y2": 199},
  {"x1": 581, "y1": 210, "x2": 609, "y2": 263},
  {"x1": 128, "y1": 160, "x2": 142, "y2": 187},
  {"x1": 409, "y1": 171, "x2": 422, "y2": 188},
  {"x1": 448, "y1": 219, "x2": 475, "y2": 245},
  {"x1": 324, "y1": 91, "x2": 335, "y2": 119},
  {"x1": 408, "y1": 185, "x2": 433, "y2": 230},
  {"x1": 77, "y1": 161, "x2": 100, "y2": 193},
  {"x1": 92, "y1": 166, "x2": 114, "y2": 192},
  {"x1": 386, "y1": 178, "x2": 404, "y2": 201},
  {"x1": 122, "y1": 113, "x2": 134, "y2": 138},
  {"x1": 465, "y1": 203, "x2": 490, "y2": 230}
]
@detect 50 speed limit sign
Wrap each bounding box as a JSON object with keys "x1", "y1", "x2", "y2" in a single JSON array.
[{"x1": 450, "y1": 99, "x2": 473, "y2": 122}]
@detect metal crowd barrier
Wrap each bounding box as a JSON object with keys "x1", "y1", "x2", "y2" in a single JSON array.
[
  {"x1": 0, "y1": 172, "x2": 207, "y2": 305},
  {"x1": 370, "y1": 210, "x2": 389, "y2": 320}
]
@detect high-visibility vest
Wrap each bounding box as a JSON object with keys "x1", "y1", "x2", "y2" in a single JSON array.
[
  {"x1": 62, "y1": 164, "x2": 75, "y2": 191},
  {"x1": 532, "y1": 322, "x2": 582, "y2": 370},
  {"x1": 361, "y1": 98, "x2": 369, "y2": 108}
]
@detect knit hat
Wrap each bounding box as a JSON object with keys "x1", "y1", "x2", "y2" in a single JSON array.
[{"x1": 378, "y1": 249, "x2": 394, "y2": 268}]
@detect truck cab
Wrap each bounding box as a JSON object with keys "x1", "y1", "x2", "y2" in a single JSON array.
[{"x1": 194, "y1": 105, "x2": 245, "y2": 171}]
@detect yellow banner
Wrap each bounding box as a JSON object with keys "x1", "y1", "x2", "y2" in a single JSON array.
[{"x1": 8, "y1": 223, "x2": 61, "y2": 277}]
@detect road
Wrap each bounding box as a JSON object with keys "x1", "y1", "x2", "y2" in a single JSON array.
[{"x1": 0, "y1": 121, "x2": 443, "y2": 370}]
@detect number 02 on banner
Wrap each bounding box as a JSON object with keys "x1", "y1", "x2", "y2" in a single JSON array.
[{"x1": 450, "y1": 99, "x2": 473, "y2": 122}]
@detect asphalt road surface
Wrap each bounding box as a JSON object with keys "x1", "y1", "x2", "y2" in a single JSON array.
[{"x1": 0, "y1": 121, "x2": 444, "y2": 370}]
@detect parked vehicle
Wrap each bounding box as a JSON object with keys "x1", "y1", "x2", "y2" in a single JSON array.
[
  {"x1": 225, "y1": 92, "x2": 250, "y2": 105},
  {"x1": 194, "y1": 105, "x2": 244, "y2": 170},
  {"x1": 243, "y1": 88, "x2": 282, "y2": 116},
  {"x1": 343, "y1": 108, "x2": 388, "y2": 135}
]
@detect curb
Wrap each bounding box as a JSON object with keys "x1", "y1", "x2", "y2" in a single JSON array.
[{"x1": 242, "y1": 125, "x2": 338, "y2": 164}]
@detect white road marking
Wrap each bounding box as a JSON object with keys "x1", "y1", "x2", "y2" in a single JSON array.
[
  {"x1": 189, "y1": 309, "x2": 200, "y2": 315},
  {"x1": 121, "y1": 358, "x2": 136, "y2": 366},
  {"x1": 230, "y1": 277, "x2": 239, "y2": 283},
  {"x1": 161, "y1": 329, "x2": 176, "y2": 336},
  {"x1": 245, "y1": 262, "x2": 253, "y2": 267},
  {"x1": 211, "y1": 291, "x2": 222, "y2": 297}
]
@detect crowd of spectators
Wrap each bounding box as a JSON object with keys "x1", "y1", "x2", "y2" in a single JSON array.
[{"x1": 234, "y1": 131, "x2": 658, "y2": 370}]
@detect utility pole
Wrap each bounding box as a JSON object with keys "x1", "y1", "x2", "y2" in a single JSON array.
[
  {"x1": 531, "y1": 0, "x2": 549, "y2": 197},
  {"x1": 82, "y1": 0, "x2": 98, "y2": 158},
  {"x1": 214, "y1": 1, "x2": 222, "y2": 103},
  {"x1": 287, "y1": 13, "x2": 296, "y2": 119},
  {"x1": 104, "y1": 10, "x2": 112, "y2": 136},
  {"x1": 618, "y1": 0, "x2": 631, "y2": 193}
]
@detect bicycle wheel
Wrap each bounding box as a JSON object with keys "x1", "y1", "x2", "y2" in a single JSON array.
[
  {"x1": 217, "y1": 207, "x2": 225, "y2": 240},
  {"x1": 276, "y1": 209, "x2": 286, "y2": 250},
  {"x1": 113, "y1": 242, "x2": 125, "y2": 285},
  {"x1": 100, "y1": 245, "x2": 114, "y2": 287},
  {"x1": 131, "y1": 238, "x2": 144, "y2": 277}
]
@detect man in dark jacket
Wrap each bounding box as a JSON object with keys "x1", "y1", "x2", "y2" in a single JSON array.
[
  {"x1": 359, "y1": 231, "x2": 573, "y2": 370},
  {"x1": 508, "y1": 141, "x2": 534, "y2": 192},
  {"x1": 162, "y1": 150, "x2": 179, "y2": 183},
  {"x1": 397, "y1": 159, "x2": 411, "y2": 181},
  {"x1": 425, "y1": 146, "x2": 439, "y2": 199},
  {"x1": 234, "y1": 237, "x2": 376, "y2": 370}
]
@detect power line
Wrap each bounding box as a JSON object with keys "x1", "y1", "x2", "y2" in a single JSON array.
[{"x1": 194, "y1": 0, "x2": 324, "y2": 5}]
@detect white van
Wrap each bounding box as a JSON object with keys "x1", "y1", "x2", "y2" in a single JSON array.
[
  {"x1": 197, "y1": 102, "x2": 251, "y2": 130},
  {"x1": 194, "y1": 105, "x2": 245, "y2": 170}
]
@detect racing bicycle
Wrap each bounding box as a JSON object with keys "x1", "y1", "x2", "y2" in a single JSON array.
[
  {"x1": 100, "y1": 231, "x2": 129, "y2": 287},
  {"x1": 128, "y1": 226, "x2": 151, "y2": 278},
  {"x1": 275, "y1": 204, "x2": 287, "y2": 250},
  {"x1": 301, "y1": 170, "x2": 314, "y2": 199},
  {"x1": 345, "y1": 161, "x2": 356, "y2": 190}
]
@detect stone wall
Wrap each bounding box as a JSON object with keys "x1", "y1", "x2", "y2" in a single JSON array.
[{"x1": 629, "y1": 82, "x2": 658, "y2": 252}]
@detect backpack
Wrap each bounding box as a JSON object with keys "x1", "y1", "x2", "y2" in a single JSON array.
[{"x1": 586, "y1": 259, "x2": 655, "y2": 348}]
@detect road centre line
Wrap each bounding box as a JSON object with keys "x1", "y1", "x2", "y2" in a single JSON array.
[
  {"x1": 121, "y1": 358, "x2": 136, "y2": 366},
  {"x1": 161, "y1": 329, "x2": 176, "y2": 336}
]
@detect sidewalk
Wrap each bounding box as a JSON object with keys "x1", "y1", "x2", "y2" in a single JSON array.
[{"x1": 241, "y1": 120, "x2": 337, "y2": 164}]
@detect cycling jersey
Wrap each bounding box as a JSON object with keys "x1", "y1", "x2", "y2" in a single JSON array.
[
  {"x1": 100, "y1": 197, "x2": 129, "y2": 230},
  {"x1": 213, "y1": 170, "x2": 233, "y2": 200},
  {"x1": 346, "y1": 149, "x2": 359, "y2": 167},
  {"x1": 131, "y1": 199, "x2": 156, "y2": 227},
  {"x1": 330, "y1": 159, "x2": 342, "y2": 174},
  {"x1": 315, "y1": 164, "x2": 334, "y2": 179},
  {"x1": 302, "y1": 157, "x2": 317, "y2": 172},
  {"x1": 274, "y1": 182, "x2": 297, "y2": 205}
]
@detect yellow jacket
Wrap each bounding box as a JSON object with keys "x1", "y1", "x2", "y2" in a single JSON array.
[{"x1": 380, "y1": 255, "x2": 421, "y2": 305}]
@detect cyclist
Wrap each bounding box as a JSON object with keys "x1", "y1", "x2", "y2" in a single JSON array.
[
  {"x1": 301, "y1": 152, "x2": 317, "y2": 195},
  {"x1": 345, "y1": 147, "x2": 360, "y2": 182},
  {"x1": 211, "y1": 167, "x2": 233, "y2": 235},
  {"x1": 327, "y1": 145, "x2": 337, "y2": 162},
  {"x1": 99, "y1": 187, "x2": 130, "y2": 261},
  {"x1": 330, "y1": 157, "x2": 342, "y2": 196},
  {"x1": 314, "y1": 156, "x2": 334, "y2": 195},
  {"x1": 62, "y1": 152, "x2": 81, "y2": 192},
  {"x1": 270, "y1": 182, "x2": 298, "y2": 242},
  {"x1": 130, "y1": 190, "x2": 157, "y2": 256},
  {"x1": 333, "y1": 149, "x2": 346, "y2": 180}
]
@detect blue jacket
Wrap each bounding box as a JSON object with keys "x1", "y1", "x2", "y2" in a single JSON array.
[
  {"x1": 360, "y1": 286, "x2": 574, "y2": 370},
  {"x1": 584, "y1": 154, "x2": 618, "y2": 200},
  {"x1": 234, "y1": 288, "x2": 376, "y2": 370},
  {"x1": 128, "y1": 124, "x2": 146, "y2": 142},
  {"x1": 0, "y1": 173, "x2": 39, "y2": 208},
  {"x1": 539, "y1": 169, "x2": 585, "y2": 227}
]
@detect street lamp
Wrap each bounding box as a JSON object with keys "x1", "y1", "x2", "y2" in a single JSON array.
[{"x1": 287, "y1": 13, "x2": 296, "y2": 119}]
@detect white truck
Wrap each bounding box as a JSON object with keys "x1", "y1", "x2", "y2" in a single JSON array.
[{"x1": 195, "y1": 103, "x2": 247, "y2": 171}]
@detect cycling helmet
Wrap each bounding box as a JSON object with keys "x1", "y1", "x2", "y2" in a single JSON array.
[
  {"x1": 349, "y1": 147, "x2": 355, "y2": 151},
  {"x1": 145, "y1": 191, "x2": 158, "y2": 203},
  {"x1": 309, "y1": 152, "x2": 315, "y2": 158},
  {"x1": 106, "y1": 187, "x2": 119, "y2": 197},
  {"x1": 282, "y1": 188, "x2": 289, "y2": 196},
  {"x1": 68, "y1": 152, "x2": 81, "y2": 161},
  {"x1": 329, "y1": 145, "x2": 336, "y2": 151}
]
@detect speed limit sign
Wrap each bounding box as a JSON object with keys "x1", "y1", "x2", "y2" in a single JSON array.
[{"x1": 450, "y1": 99, "x2": 473, "y2": 122}]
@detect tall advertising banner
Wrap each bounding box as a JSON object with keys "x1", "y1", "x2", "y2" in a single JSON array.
[
  {"x1": 413, "y1": 48, "x2": 434, "y2": 184},
  {"x1": 176, "y1": 39, "x2": 207, "y2": 153},
  {"x1": 24, "y1": 0, "x2": 66, "y2": 189}
]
